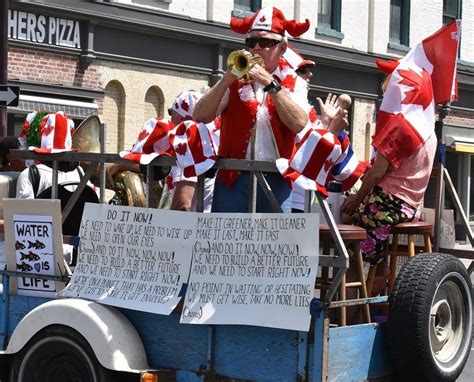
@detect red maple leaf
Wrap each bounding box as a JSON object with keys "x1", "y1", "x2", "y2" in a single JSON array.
[
  {"x1": 181, "y1": 100, "x2": 190, "y2": 112},
  {"x1": 259, "y1": 15, "x2": 266, "y2": 22},
  {"x1": 398, "y1": 68, "x2": 433, "y2": 110},
  {"x1": 41, "y1": 123, "x2": 54, "y2": 137},
  {"x1": 137, "y1": 129, "x2": 150, "y2": 142},
  {"x1": 324, "y1": 158, "x2": 334, "y2": 172},
  {"x1": 175, "y1": 143, "x2": 187, "y2": 156}
]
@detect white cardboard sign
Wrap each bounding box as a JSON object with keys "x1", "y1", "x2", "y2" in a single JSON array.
[
  {"x1": 180, "y1": 214, "x2": 319, "y2": 331},
  {"x1": 59, "y1": 204, "x2": 195, "y2": 315}
]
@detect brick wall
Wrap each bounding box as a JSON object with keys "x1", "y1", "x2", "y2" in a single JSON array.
[{"x1": 8, "y1": 47, "x2": 100, "y2": 91}]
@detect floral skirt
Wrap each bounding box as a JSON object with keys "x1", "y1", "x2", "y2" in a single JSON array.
[{"x1": 352, "y1": 186, "x2": 420, "y2": 265}]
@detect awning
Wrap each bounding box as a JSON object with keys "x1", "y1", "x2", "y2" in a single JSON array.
[
  {"x1": 11, "y1": 95, "x2": 98, "y2": 118},
  {"x1": 445, "y1": 135, "x2": 474, "y2": 153}
]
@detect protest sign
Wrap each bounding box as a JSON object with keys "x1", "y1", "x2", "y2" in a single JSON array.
[
  {"x1": 3, "y1": 199, "x2": 66, "y2": 297},
  {"x1": 180, "y1": 213, "x2": 319, "y2": 331},
  {"x1": 59, "y1": 204, "x2": 194, "y2": 315}
]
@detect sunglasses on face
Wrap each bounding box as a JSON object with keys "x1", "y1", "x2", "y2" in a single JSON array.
[
  {"x1": 167, "y1": 108, "x2": 173, "y2": 115},
  {"x1": 245, "y1": 37, "x2": 282, "y2": 49},
  {"x1": 296, "y1": 66, "x2": 313, "y2": 75}
]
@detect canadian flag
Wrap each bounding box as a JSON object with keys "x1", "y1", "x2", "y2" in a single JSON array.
[{"x1": 373, "y1": 20, "x2": 461, "y2": 168}]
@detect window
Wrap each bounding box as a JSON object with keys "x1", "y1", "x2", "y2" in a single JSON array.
[
  {"x1": 317, "y1": 0, "x2": 343, "y2": 38},
  {"x1": 234, "y1": 0, "x2": 261, "y2": 13},
  {"x1": 389, "y1": 0, "x2": 410, "y2": 47},
  {"x1": 443, "y1": 0, "x2": 461, "y2": 25}
]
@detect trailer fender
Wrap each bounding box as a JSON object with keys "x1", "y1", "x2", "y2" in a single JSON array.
[{"x1": 4, "y1": 298, "x2": 149, "y2": 373}]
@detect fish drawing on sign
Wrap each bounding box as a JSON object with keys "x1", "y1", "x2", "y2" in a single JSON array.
[
  {"x1": 28, "y1": 240, "x2": 46, "y2": 250},
  {"x1": 16, "y1": 262, "x2": 33, "y2": 272},
  {"x1": 20, "y1": 251, "x2": 41, "y2": 262},
  {"x1": 15, "y1": 241, "x2": 26, "y2": 250}
]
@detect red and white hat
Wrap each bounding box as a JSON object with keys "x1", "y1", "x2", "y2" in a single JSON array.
[
  {"x1": 230, "y1": 6, "x2": 310, "y2": 37},
  {"x1": 276, "y1": 129, "x2": 342, "y2": 196},
  {"x1": 169, "y1": 120, "x2": 218, "y2": 178},
  {"x1": 120, "y1": 117, "x2": 173, "y2": 164},
  {"x1": 283, "y1": 45, "x2": 315, "y2": 70},
  {"x1": 375, "y1": 58, "x2": 400, "y2": 74},
  {"x1": 171, "y1": 91, "x2": 202, "y2": 120},
  {"x1": 29, "y1": 111, "x2": 75, "y2": 154}
]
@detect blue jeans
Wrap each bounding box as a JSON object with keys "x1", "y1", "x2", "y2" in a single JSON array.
[{"x1": 211, "y1": 172, "x2": 291, "y2": 213}]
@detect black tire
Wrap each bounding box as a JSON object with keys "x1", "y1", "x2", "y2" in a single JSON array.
[
  {"x1": 9, "y1": 325, "x2": 116, "y2": 382},
  {"x1": 387, "y1": 252, "x2": 473, "y2": 381}
]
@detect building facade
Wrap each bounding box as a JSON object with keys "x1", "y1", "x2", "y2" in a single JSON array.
[{"x1": 4, "y1": 0, "x2": 474, "y2": 228}]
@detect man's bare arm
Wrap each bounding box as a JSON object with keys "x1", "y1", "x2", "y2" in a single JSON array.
[
  {"x1": 194, "y1": 72, "x2": 236, "y2": 123},
  {"x1": 248, "y1": 64, "x2": 308, "y2": 134},
  {"x1": 269, "y1": 90, "x2": 308, "y2": 134}
]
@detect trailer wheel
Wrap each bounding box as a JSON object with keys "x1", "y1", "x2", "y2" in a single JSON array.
[
  {"x1": 387, "y1": 253, "x2": 473, "y2": 381},
  {"x1": 9, "y1": 325, "x2": 116, "y2": 382}
]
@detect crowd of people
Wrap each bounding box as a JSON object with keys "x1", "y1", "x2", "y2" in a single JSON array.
[{"x1": 0, "y1": 6, "x2": 437, "y2": 301}]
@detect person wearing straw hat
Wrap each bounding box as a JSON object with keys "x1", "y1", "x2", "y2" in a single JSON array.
[{"x1": 194, "y1": 6, "x2": 312, "y2": 213}]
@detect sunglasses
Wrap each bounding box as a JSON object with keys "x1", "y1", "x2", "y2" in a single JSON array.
[
  {"x1": 245, "y1": 37, "x2": 282, "y2": 49},
  {"x1": 296, "y1": 66, "x2": 313, "y2": 75},
  {"x1": 167, "y1": 108, "x2": 173, "y2": 115}
]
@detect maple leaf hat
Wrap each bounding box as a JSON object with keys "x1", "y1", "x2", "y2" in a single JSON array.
[
  {"x1": 171, "y1": 90, "x2": 201, "y2": 120},
  {"x1": 119, "y1": 118, "x2": 174, "y2": 164},
  {"x1": 230, "y1": 6, "x2": 310, "y2": 37},
  {"x1": 24, "y1": 111, "x2": 76, "y2": 154}
]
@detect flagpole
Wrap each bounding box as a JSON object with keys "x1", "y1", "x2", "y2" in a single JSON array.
[{"x1": 433, "y1": 104, "x2": 450, "y2": 251}]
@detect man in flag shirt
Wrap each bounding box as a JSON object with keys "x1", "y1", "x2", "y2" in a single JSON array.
[
  {"x1": 342, "y1": 20, "x2": 460, "y2": 267},
  {"x1": 193, "y1": 6, "x2": 312, "y2": 212}
]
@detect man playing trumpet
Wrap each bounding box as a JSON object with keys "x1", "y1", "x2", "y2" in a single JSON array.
[{"x1": 194, "y1": 6, "x2": 311, "y2": 213}]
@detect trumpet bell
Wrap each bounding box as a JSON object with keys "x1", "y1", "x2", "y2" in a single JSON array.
[
  {"x1": 72, "y1": 115, "x2": 101, "y2": 153},
  {"x1": 227, "y1": 49, "x2": 264, "y2": 79}
]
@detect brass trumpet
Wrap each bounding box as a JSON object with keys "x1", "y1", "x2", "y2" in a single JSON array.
[{"x1": 227, "y1": 49, "x2": 264, "y2": 79}]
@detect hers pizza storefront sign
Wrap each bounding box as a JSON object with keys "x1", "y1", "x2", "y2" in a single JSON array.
[{"x1": 8, "y1": 10, "x2": 81, "y2": 48}]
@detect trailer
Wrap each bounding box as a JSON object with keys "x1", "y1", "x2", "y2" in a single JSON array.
[{"x1": 0, "y1": 149, "x2": 472, "y2": 382}]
